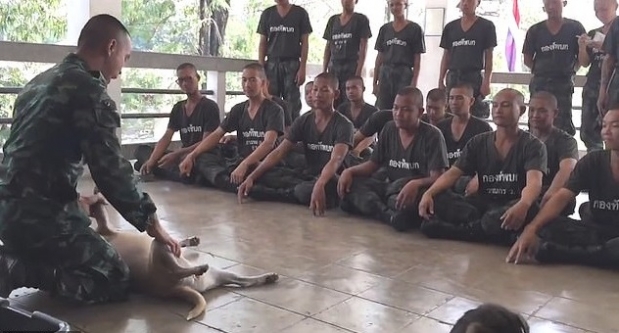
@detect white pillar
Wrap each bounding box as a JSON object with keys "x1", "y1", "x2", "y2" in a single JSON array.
[
  {"x1": 418, "y1": 0, "x2": 449, "y2": 97},
  {"x1": 65, "y1": 0, "x2": 123, "y2": 136}
]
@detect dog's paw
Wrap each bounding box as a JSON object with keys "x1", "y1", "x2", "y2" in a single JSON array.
[
  {"x1": 265, "y1": 273, "x2": 279, "y2": 284},
  {"x1": 194, "y1": 264, "x2": 209, "y2": 276},
  {"x1": 187, "y1": 236, "x2": 200, "y2": 247}
]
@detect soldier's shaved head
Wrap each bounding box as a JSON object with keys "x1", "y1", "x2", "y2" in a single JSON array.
[
  {"x1": 75, "y1": 14, "x2": 132, "y2": 83},
  {"x1": 77, "y1": 14, "x2": 131, "y2": 50},
  {"x1": 530, "y1": 91, "x2": 558, "y2": 109}
]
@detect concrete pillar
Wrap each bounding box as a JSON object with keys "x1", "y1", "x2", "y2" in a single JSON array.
[
  {"x1": 65, "y1": 0, "x2": 123, "y2": 136},
  {"x1": 418, "y1": 0, "x2": 449, "y2": 97}
]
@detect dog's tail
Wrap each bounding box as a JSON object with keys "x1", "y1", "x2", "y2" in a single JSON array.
[{"x1": 170, "y1": 285, "x2": 207, "y2": 321}]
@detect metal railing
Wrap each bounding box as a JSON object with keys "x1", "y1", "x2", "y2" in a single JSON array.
[{"x1": 0, "y1": 40, "x2": 590, "y2": 157}]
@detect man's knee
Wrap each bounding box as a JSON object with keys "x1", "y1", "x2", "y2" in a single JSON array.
[
  {"x1": 56, "y1": 230, "x2": 130, "y2": 304},
  {"x1": 294, "y1": 179, "x2": 338, "y2": 208}
]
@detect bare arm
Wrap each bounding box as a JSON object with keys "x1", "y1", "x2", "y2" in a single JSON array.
[
  {"x1": 258, "y1": 35, "x2": 268, "y2": 65},
  {"x1": 408, "y1": 169, "x2": 445, "y2": 189},
  {"x1": 373, "y1": 52, "x2": 384, "y2": 87},
  {"x1": 147, "y1": 129, "x2": 174, "y2": 162},
  {"x1": 483, "y1": 48, "x2": 494, "y2": 83},
  {"x1": 578, "y1": 43, "x2": 591, "y2": 68},
  {"x1": 439, "y1": 50, "x2": 450, "y2": 86},
  {"x1": 424, "y1": 166, "x2": 464, "y2": 198},
  {"x1": 300, "y1": 34, "x2": 309, "y2": 71},
  {"x1": 601, "y1": 54, "x2": 616, "y2": 90},
  {"x1": 174, "y1": 131, "x2": 214, "y2": 156},
  {"x1": 356, "y1": 38, "x2": 369, "y2": 76},
  {"x1": 352, "y1": 135, "x2": 375, "y2": 156},
  {"x1": 546, "y1": 158, "x2": 578, "y2": 195},
  {"x1": 411, "y1": 54, "x2": 421, "y2": 87},
  {"x1": 353, "y1": 130, "x2": 367, "y2": 147},
  {"x1": 519, "y1": 170, "x2": 544, "y2": 207},
  {"x1": 240, "y1": 130, "x2": 279, "y2": 166},
  {"x1": 523, "y1": 53, "x2": 534, "y2": 70},
  {"x1": 315, "y1": 143, "x2": 349, "y2": 187},
  {"x1": 246, "y1": 139, "x2": 295, "y2": 181},
  {"x1": 346, "y1": 159, "x2": 380, "y2": 178},
  {"x1": 323, "y1": 41, "x2": 331, "y2": 72},
  {"x1": 525, "y1": 188, "x2": 576, "y2": 233},
  {"x1": 186, "y1": 127, "x2": 226, "y2": 159}
]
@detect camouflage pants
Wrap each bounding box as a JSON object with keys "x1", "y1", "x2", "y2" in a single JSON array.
[
  {"x1": 535, "y1": 207, "x2": 619, "y2": 268},
  {"x1": 452, "y1": 175, "x2": 473, "y2": 196},
  {"x1": 581, "y1": 84, "x2": 604, "y2": 152},
  {"x1": 420, "y1": 191, "x2": 539, "y2": 246},
  {"x1": 266, "y1": 59, "x2": 302, "y2": 120},
  {"x1": 340, "y1": 177, "x2": 424, "y2": 230},
  {"x1": 329, "y1": 61, "x2": 358, "y2": 109},
  {"x1": 194, "y1": 144, "x2": 245, "y2": 193},
  {"x1": 133, "y1": 144, "x2": 193, "y2": 184},
  {"x1": 446, "y1": 70, "x2": 489, "y2": 118},
  {"x1": 376, "y1": 64, "x2": 413, "y2": 110},
  {"x1": 248, "y1": 167, "x2": 339, "y2": 209},
  {"x1": 0, "y1": 199, "x2": 129, "y2": 304},
  {"x1": 529, "y1": 76, "x2": 576, "y2": 136}
]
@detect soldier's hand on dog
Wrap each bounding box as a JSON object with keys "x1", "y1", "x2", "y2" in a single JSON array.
[{"x1": 146, "y1": 214, "x2": 181, "y2": 257}]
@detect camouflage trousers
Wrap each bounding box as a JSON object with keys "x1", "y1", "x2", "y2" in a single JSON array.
[
  {"x1": 266, "y1": 58, "x2": 302, "y2": 121},
  {"x1": 376, "y1": 64, "x2": 413, "y2": 110},
  {"x1": 340, "y1": 176, "x2": 425, "y2": 231},
  {"x1": 0, "y1": 199, "x2": 129, "y2": 304},
  {"x1": 529, "y1": 76, "x2": 576, "y2": 136},
  {"x1": 420, "y1": 191, "x2": 539, "y2": 246},
  {"x1": 535, "y1": 202, "x2": 619, "y2": 268},
  {"x1": 247, "y1": 167, "x2": 339, "y2": 209},
  {"x1": 133, "y1": 144, "x2": 193, "y2": 184},
  {"x1": 194, "y1": 144, "x2": 246, "y2": 193},
  {"x1": 329, "y1": 60, "x2": 358, "y2": 109},
  {"x1": 446, "y1": 70, "x2": 490, "y2": 119},
  {"x1": 581, "y1": 84, "x2": 604, "y2": 152}
]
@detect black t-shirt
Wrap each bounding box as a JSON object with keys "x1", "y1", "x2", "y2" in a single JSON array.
[
  {"x1": 323, "y1": 13, "x2": 372, "y2": 62},
  {"x1": 436, "y1": 116, "x2": 493, "y2": 166},
  {"x1": 257, "y1": 5, "x2": 313, "y2": 59},
  {"x1": 440, "y1": 17, "x2": 497, "y2": 71},
  {"x1": 370, "y1": 121, "x2": 449, "y2": 181},
  {"x1": 270, "y1": 96, "x2": 292, "y2": 127},
  {"x1": 420, "y1": 113, "x2": 453, "y2": 126},
  {"x1": 522, "y1": 19, "x2": 586, "y2": 77},
  {"x1": 220, "y1": 99, "x2": 285, "y2": 158},
  {"x1": 167, "y1": 97, "x2": 221, "y2": 148},
  {"x1": 374, "y1": 21, "x2": 426, "y2": 67},
  {"x1": 286, "y1": 111, "x2": 354, "y2": 176},
  {"x1": 585, "y1": 27, "x2": 607, "y2": 87},
  {"x1": 537, "y1": 127, "x2": 579, "y2": 187},
  {"x1": 359, "y1": 110, "x2": 393, "y2": 138},
  {"x1": 337, "y1": 102, "x2": 378, "y2": 129},
  {"x1": 603, "y1": 18, "x2": 619, "y2": 67},
  {"x1": 454, "y1": 131, "x2": 548, "y2": 203},
  {"x1": 565, "y1": 150, "x2": 619, "y2": 226}
]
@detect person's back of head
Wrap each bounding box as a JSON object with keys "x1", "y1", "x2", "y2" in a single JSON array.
[{"x1": 450, "y1": 303, "x2": 529, "y2": 333}]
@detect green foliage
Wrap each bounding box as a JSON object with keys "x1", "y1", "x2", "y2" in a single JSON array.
[{"x1": 0, "y1": 0, "x2": 67, "y2": 43}]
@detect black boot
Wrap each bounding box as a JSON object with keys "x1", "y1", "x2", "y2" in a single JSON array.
[
  {"x1": 420, "y1": 217, "x2": 486, "y2": 242},
  {"x1": 0, "y1": 250, "x2": 57, "y2": 298}
]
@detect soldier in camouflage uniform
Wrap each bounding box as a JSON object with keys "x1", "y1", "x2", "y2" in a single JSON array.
[{"x1": 0, "y1": 15, "x2": 180, "y2": 304}]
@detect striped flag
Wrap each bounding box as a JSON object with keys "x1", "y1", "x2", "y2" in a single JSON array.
[{"x1": 506, "y1": 0, "x2": 520, "y2": 72}]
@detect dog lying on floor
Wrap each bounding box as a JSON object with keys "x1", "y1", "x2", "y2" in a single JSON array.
[{"x1": 79, "y1": 190, "x2": 279, "y2": 320}]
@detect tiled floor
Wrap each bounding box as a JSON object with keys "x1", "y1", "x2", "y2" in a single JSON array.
[{"x1": 5, "y1": 177, "x2": 617, "y2": 333}]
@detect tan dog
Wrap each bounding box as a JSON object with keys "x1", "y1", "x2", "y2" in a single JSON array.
[{"x1": 80, "y1": 190, "x2": 279, "y2": 320}]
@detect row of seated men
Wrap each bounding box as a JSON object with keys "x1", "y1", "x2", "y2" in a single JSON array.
[{"x1": 134, "y1": 62, "x2": 619, "y2": 269}]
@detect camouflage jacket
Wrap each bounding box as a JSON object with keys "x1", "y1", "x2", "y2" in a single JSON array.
[{"x1": 0, "y1": 53, "x2": 156, "y2": 232}]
